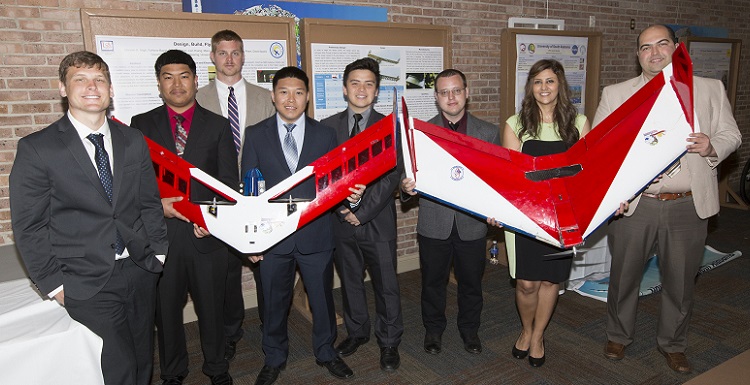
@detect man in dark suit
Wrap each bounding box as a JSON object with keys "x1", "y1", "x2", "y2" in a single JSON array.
[
  {"x1": 196, "y1": 29, "x2": 276, "y2": 360},
  {"x1": 321, "y1": 58, "x2": 403, "y2": 372},
  {"x1": 401, "y1": 69, "x2": 500, "y2": 356},
  {"x1": 242, "y1": 66, "x2": 364, "y2": 385},
  {"x1": 10, "y1": 51, "x2": 169, "y2": 385},
  {"x1": 130, "y1": 50, "x2": 238, "y2": 385}
]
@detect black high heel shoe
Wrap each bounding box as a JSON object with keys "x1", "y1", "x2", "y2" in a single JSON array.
[
  {"x1": 528, "y1": 354, "x2": 545, "y2": 367},
  {"x1": 512, "y1": 345, "x2": 528, "y2": 359},
  {"x1": 528, "y1": 341, "x2": 545, "y2": 367}
]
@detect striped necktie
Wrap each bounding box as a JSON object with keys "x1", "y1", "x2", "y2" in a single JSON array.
[
  {"x1": 174, "y1": 114, "x2": 188, "y2": 157},
  {"x1": 228, "y1": 86, "x2": 241, "y2": 154},
  {"x1": 282, "y1": 123, "x2": 298, "y2": 173}
]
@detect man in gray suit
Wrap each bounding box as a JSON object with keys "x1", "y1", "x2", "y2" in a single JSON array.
[
  {"x1": 196, "y1": 29, "x2": 275, "y2": 361},
  {"x1": 10, "y1": 51, "x2": 169, "y2": 385},
  {"x1": 595, "y1": 24, "x2": 741, "y2": 373},
  {"x1": 321, "y1": 58, "x2": 403, "y2": 371},
  {"x1": 401, "y1": 69, "x2": 500, "y2": 356}
]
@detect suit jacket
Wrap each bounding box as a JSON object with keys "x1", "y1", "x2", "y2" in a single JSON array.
[
  {"x1": 10, "y1": 115, "x2": 169, "y2": 300},
  {"x1": 197, "y1": 79, "x2": 275, "y2": 155},
  {"x1": 322, "y1": 109, "x2": 399, "y2": 241},
  {"x1": 131, "y1": 103, "x2": 239, "y2": 253},
  {"x1": 593, "y1": 75, "x2": 741, "y2": 219},
  {"x1": 242, "y1": 115, "x2": 338, "y2": 254},
  {"x1": 407, "y1": 112, "x2": 501, "y2": 241}
]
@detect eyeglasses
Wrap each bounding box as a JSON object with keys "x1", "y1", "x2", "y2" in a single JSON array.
[{"x1": 436, "y1": 88, "x2": 465, "y2": 98}]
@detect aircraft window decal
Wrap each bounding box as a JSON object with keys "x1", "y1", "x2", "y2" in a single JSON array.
[
  {"x1": 372, "y1": 139, "x2": 383, "y2": 157},
  {"x1": 358, "y1": 148, "x2": 370, "y2": 166},
  {"x1": 331, "y1": 165, "x2": 343, "y2": 184},
  {"x1": 162, "y1": 169, "x2": 175, "y2": 187}
]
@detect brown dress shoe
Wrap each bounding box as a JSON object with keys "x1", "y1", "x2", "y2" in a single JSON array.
[
  {"x1": 604, "y1": 341, "x2": 625, "y2": 360},
  {"x1": 658, "y1": 347, "x2": 691, "y2": 373}
]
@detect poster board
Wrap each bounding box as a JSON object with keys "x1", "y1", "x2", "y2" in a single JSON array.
[
  {"x1": 300, "y1": 18, "x2": 452, "y2": 120},
  {"x1": 500, "y1": 29, "x2": 602, "y2": 122},
  {"x1": 680, "y1": 37, "x2": 745, "y2": 210},
  {"x1": 80, "y1": 9, "x2": 296, "y2": 124},
  {"x1": 679, "y1": 37, "x2": 741, "y2": 111}
]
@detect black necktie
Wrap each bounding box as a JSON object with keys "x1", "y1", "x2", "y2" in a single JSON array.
[
  {"x1": 448, "y1": 121, "x2": 458, "y2": 131},
  {"x1": 86, "y1": 133, "x2": 125, "y2": 255},
  {"x1": 350, "y1": 113, "x2": 363, "y2": 139}
]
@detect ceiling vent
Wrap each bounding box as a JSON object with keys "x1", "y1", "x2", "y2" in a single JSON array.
[{"x1": 508, "y1": 17, "x2": 565, "y2": 30}]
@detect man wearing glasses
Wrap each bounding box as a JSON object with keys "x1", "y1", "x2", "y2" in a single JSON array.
[{"x1": 401, "y1": 69, "x2": 500, "y2": 356}]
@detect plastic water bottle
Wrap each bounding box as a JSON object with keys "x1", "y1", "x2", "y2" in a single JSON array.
[
  {"x1": 243, "y1": 168, "x2": 265, "y2": 196},
  {"x1": 489, "y1": 240, "x2": 499, "y2": 265}
]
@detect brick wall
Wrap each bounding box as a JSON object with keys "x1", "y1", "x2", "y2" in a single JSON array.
[{"x1": 2, "y1": 0, "x2": 749, "y2": 255}]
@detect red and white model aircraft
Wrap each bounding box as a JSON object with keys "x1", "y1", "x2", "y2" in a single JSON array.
[
  {"x1": 146, "y1": 45, "x2": 694, "y2": 253},
  {"x1": 400, "y1": 44, "x2": 695, "y2": 249},
  {"x1": 146, "y1": 112, "x2": 398, "y2": 254}
]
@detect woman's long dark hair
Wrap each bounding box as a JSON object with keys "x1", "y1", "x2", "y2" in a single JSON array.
[{"x1": 517, "y1": 59, "x2": 580, "y2": 146}]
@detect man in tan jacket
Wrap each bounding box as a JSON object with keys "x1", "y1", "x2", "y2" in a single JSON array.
[{"x1": 595, "y1": 24, "x2": 741, "y2": 374}]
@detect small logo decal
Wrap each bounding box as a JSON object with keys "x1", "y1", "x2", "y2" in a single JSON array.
[
  {"x1": 450, "y1": 166, "x2": 465, "y2": 181},
  {"x1": 643, "y1": 130, "x2": 666, "y2": 146}
]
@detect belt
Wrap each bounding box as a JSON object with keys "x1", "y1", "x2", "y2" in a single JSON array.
[{"x1": 641, "y1": 191, "x2": 692, "y2": 201}]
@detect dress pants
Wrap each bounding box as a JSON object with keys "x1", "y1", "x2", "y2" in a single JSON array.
[
  {"x1": 335, "y1": 234, "x2": 403, "y2": 347},
  {"x1": 224, "y1": 251, "x2": 264, "y2": 343},
  {"x1": 65, "y1": 258, "x2": 159, "y2": 385},
  {"x1": 223, "y1": 250, "x2": 245, "y2": 344},
  {"x1": 606, "y1": 197, "x2": 707, "y2": 352},
  {"x1": 260, "y1": 248, "x2": 338, "y2": 367},
  {"x1": 156, "y1": 237, "x2": 229, "y2": 378},
  {"x1": 418, "y1": 224, "x2": 486, "y2": 335}
]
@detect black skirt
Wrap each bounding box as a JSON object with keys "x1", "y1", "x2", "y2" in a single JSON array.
[{"x1": 514, "y1": 139, "x2": 572, "y2": 283}]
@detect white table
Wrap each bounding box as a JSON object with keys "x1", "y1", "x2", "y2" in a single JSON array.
[{"x1": 0, "y1": 278, "x2": 104, "y2": 385}]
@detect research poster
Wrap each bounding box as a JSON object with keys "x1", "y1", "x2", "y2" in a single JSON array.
[
  {"x1": 310, "y1": 43, "x2": 444, "y2": 120},
  {"x1": 689, "y1": 41, "x2": 733, "y2": 90},
  {"x1": 94, "y1": 35, "x2": 288, "y2": 124},
  {"x1": 514, "y1": 35, "x2": 589, "y2": 114}
]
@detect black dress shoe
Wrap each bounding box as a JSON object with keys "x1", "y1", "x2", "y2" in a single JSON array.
[
  {"x1": 380, "y1": 347, "x2": 400, "y2": 371},
  {"x1": 462, "y1": 333, "x2": 482, "y2": 354},
  {"x1": 161, "y1": 376, "x2": 185, "y2": 385},
  {"x1": 423, "y1": 333, "x2": 442, "y2": 355},
  {"x1": 225, "y1": 340, "x2": 238, "y2": 361},
  {"x1": 512, "y1": 345, "x2": 529, "y2": 359},
  {"x1": 335, "y1": 336, "x2": 370, "y2": 357},
  {"x1": 254, "y1": 365, "x2": 284, "y2": 385},
  {"x1": 210, "y1": 372, "x2": 233, "y2": 385},
  {"x1": 316, "y1": 356, "x2": 354, "y2": 379}
]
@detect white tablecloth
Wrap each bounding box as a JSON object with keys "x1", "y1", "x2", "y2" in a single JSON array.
[
  {"x1": 568, "y1": 225, "x2": 612, "y2": 285},
  {"x1": 0, "y1": 278, "x2": 104, "y2": 385}
]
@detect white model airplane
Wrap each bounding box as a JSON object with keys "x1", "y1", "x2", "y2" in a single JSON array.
[
  {"x1": 400, "y1": 44, "x2": 695, "y2": 248},
  {"x1": 146, "y1": 112, "x2": 398, "y2": 254}
]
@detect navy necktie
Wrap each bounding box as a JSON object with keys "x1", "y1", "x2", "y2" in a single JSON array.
[{"x1": 86, "y1": 133, "x2": 125, "y2": 255}]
